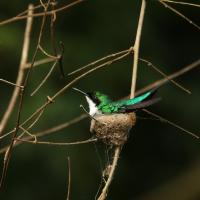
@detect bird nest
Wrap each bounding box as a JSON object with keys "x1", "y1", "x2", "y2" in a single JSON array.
[{"x1": 90, "y1": 113, "x2": 136, "y2": 146}]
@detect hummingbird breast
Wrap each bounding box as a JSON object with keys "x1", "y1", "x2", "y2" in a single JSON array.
[{"x1": 86, "y1": 96, "x2": 99, "y2": 116}]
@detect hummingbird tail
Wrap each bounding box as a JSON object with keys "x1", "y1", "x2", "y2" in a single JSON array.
[{"x1": 122, "y1": 97, "x2": 161, "y2": 112}]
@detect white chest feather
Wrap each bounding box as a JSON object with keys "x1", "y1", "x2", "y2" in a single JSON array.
[{"x1": 86, "y1": 96, "x2": 99, "y2": 116}]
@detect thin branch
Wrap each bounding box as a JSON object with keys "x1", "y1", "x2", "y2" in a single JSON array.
[
  {"x1": 14, "y1": 137, "x2": 98, "y2": 146},
  {"x1": 38, "y1": 45, "x2": 59, "y2": 59},
  {"x1": 0, "y1": 4, "x2": 34, "y2": 189},
  {"x1": 68, "y1": 48, "x2": 132, "y2": 75},
  {"x1": 0, "y1": 0, "x2": 85, "y2": 26},
  {"x1": 0, "y1": 79, "x2": 23, "y2": 88},
  {"x1": 136, "y1": 58, "x2": 200, "y2": 95},
  {"x1": 97, "y1": 147, "x2": 121, "y2": 200},
  {"x1": 130, "y1": 0, "x2": 147, "y2": 98},
  {"x1": 159, "y1": 0, "x2": 200, "y2": 31},
  {"x1": 66, "y1": 157, "x2": 71, "y2": 200},
  {"x1": 139, "y1": 58, "x2": 191, "y2": 94},
  {"x1": 0, "y1": 2, "x2": 33, "y2": 135},
  {"x1": 143, "y1": 109, "x2": 199, "y2": 139},
  {"x1": 0, "y1": 114, "x2": 87, "y2": 154},
  {"x1": 161, "y1": 0, "x2": 200, "y2": 8},
  {"x1": 24, "y1": 57, "x2": 56, "y2": 69},
  {"x1": 31, "y1": 60, "x2": 58, "y2": 96}
]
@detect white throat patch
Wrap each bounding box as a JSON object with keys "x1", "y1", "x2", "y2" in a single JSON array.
[{"x1": 86, "y1": 96, "x2": 98, "y2": 116}]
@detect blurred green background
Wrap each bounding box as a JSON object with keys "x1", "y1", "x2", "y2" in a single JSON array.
[{"x1": 0, "y1": 0, "x2": 200, "y2": 199}]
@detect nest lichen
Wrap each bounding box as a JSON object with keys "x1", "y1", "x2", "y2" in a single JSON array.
[{"x1": 90, "y1": 113, "x2": 136, "y2": 146}]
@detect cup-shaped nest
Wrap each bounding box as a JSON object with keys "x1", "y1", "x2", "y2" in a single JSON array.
[{"x1": 90, "y1": 113, "x2": 136, "y2": 146}]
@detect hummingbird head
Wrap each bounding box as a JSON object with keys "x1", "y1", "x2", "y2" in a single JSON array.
[{"x1": 73, "y1": 88, "x2": 111, "y2": 116}]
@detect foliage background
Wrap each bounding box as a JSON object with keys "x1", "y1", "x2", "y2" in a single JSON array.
[{"x1": 0, "y1": 0, "x2": 200, "y2": 199}]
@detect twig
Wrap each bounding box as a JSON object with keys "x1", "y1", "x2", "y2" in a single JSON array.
[
  {"x1": 66, "y1": 157, "x2": 71, "y2": 200},
  {"x1": 14, "y1": 137, "x2": 98, "y2": 146},
  {"x1": 31, "y1": 60, "x2": 58, "y2": 96},
  {"x1": 24, "y1": 57, "x2": 56, "y2": 69},
  {"x1": 161, "y1": 0, "x2": 200, "y2": 8},
  {"x1": 0, "y1": 4, "x2": 34, "y2": 189},
  {"x1": 0, "y1": 114, "x2": 87, "y2": 154},
  {"x1": 68, "y1": 48, "x2": 132, "y2": 75},
  {"x1": 159, "y1": 0, "x2": 200, "y2": 31},
  {"x1": 38, "y1": 45, "x2": 59, "y2": 59},
  {"x1": 0, "y1": 0, "x2": 85, "y2": 26},
  {"x1": 139, "y1": 58, "x2": 191, "y2": 94},
  {"x1": 0, "y1": 2, "x2": 33, "y2": 136},
  {"x1": 130, "y1": 0, "x2": 147, "y2": 98},
  {"x1": 143, "y1": 109, "x2": 199, "y2": 139},
  {"x1": 136, "y1": 58, "x2": 200, "y2": 95},
  {"x1": 97, "y1": 147, "x2": 121, "y2": 200},
  {"x1": 0, "y1": 79, "x2": 23, "y2": 88},
  {"x1": 19, "y1": 126, "x2": 37, "y2": 143}
]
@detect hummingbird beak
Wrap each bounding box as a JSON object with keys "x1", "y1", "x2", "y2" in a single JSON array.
[{"x1": 72, "y1": 87, "x2": 88, "y2": 97}]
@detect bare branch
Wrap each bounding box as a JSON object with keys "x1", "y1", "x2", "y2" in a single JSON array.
[
  {"x1": 161, "y1": 0, "x2": 200, "y2": 8},
  {"x1": 68, "y1": 48, "x2": 132, "y2": 76},
  {"x1": 0, "y1": 3, "x2": 33, "y2": 135},
  {"x1": 30, "y1": 61, "x2": 58, "y2": 96},
  {"x1": 0, "y1": 114, "x2": 87, "y2": 154},
  {"x1": 24, "y1": 57, "x2": 56, "y2": 69},
  {"x1": 66, "y1": 157, "x2": 71, "y2": 200},
  {"x1": 130, "y1": 0, "x2": 147, "y2": 98},
  {"x1": 0, "y1": 79, "x2": 23, "y2": 88},
  {"x1": 0, "y1": 4, "x2": 34, "y2": 189},
  {"x1": 14, "y1": 137, "x2": 98, "y2": 146},
  {"x1": 159, "y1": 0, "x2": 200, "y2": 31},
  {"x1": 136, "y1": 58, "x2": 200, "y2": 95},
  {"x1": 143, "y1": 109, "x2": 199, "y2": 139},
  {"x1": 97, "y1": 147, "x2": 121, "y2": 200},
  {"x1": 139, "y1": 58, "x2": 191, "y2": 94},
  {"x1": 0, "y1": 0, "x2": 85, "y2": 26}
]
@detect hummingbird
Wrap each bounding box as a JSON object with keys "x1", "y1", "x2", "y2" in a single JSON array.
[{"x1": 73, "y1": 87, "x2": 161, "y2": 116}]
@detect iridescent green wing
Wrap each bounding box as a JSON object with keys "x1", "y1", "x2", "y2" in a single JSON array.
[{"x1": 99, "y1": 102, "x2": 125, "y2": 114}]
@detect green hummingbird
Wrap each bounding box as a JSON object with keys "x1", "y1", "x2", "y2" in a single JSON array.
[{"x1": 73, "y1": 87, "x2": 161, "y2": 116}]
